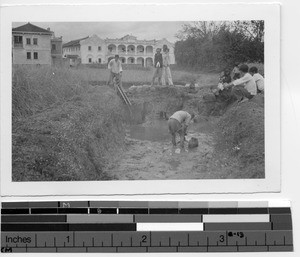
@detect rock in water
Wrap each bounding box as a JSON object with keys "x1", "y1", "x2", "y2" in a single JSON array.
[
  {"x1": 175, "y1": 148, "x2": 181, "y2": 154},
  {"x1": 188, "y1": 137, "x2": 199, "y2": 149}
]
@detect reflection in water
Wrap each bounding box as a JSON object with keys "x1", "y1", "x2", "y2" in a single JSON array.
[{"x1": 129, "y1": 120, "x2": 170, "y2": 142}]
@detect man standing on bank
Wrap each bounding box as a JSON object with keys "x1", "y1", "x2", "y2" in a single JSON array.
[
  {"x1": 151, "y1": 48, "x2": 163, "y2": 86},
  {"x1": 162, "y1": 47, "x2": 174, "y2": 86},
  {"x1": 168, "y1": 110, "x2": 195, "y2": 149},
  {"x1": 107, "y1": 54, "x2": 123, "y2": 88}
]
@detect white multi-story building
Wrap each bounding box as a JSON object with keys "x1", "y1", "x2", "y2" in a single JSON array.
[
  {"x1": 12, "y1": 23, "x2": 62, "y2": 65},
  {"x1": 63, "y1": 34, "x2": 175, "y2": 67}
]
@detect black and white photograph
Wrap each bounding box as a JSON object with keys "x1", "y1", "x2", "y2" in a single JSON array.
[
  {"x1": 11, "y1": 20, "x2": 265, "y2": 181},
  {"x1": 0, "y1": 3, "x2": 280, "y2": 195}
]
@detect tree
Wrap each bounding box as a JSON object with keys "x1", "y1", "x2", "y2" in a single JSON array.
[
  {"x1": 231, "y1": 20, "x2": 264, "y2": 42},
  {"x1": 174, "y1": 20, "x2": 264, "y2": 70}
]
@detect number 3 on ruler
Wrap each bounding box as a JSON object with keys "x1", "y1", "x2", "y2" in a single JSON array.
[{"x1": 219, "y1": 235, "x2": 225, "y2": 242}]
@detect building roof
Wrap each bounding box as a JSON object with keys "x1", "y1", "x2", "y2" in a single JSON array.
[
  {"x1": 51, "y1": 36, "x2": 63, "y2": 42},
  {"x1": 120, "y1": 34, "x2": 137, "y2": 40},
  {"x1": 12, "y1": 23, "x2": 53, "y2": 34},
  {"x1": 63, "y1": 37, "x2": 89, "y2": 48}
]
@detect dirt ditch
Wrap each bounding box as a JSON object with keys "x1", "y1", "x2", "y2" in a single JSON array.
[
  {"x1": 106, "y1": 85, "x2": 262, "y2": 180},
  {"x1": 12, "y1": 82, "x2": 264, "y2": 181}
]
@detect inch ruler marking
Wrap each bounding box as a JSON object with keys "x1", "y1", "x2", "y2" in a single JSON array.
[{"x1": 1, "y1": 201, "x2": 293, "y2": 253}]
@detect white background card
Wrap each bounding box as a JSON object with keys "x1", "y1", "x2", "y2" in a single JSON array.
[{"x1": 1, "y1": 0, "x2": 300, "y2": 256}]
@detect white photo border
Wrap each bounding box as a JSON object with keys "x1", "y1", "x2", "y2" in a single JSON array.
[{"x1": 0, "y1": 3, "x2": 280, "y2": 196}]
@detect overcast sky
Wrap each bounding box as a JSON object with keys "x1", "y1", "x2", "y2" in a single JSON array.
[{"x1": 12, "y1": 22, "x2": 188, "y2": 43}]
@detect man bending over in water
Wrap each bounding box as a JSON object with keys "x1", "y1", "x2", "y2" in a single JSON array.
[{"x1": 168, "y1": 110, "x2": 195, "y2": 148}]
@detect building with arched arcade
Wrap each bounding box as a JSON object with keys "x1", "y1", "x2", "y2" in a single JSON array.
[{"x1": 62, "y1": 34, "x2": 175, "y2": 67}]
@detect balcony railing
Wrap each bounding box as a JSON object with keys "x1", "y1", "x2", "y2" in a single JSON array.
[
  {"x1": 13, "y1": 42, "x2": 23, "y2": 48},
  {"x1": 108, "y1": 51, "x2": 153, "y2": 56}
]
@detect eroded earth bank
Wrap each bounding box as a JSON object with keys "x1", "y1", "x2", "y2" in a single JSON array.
[
  {"x1": 107, "y1": 85, "x2": 265, "y2": 180},
  {"x1": 12, "y1": 81, "x2": 264, "y2": 181}
]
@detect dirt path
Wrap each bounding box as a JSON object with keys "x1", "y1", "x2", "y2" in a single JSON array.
[{"x1": 108, "y1": 119, "x2": 241, "y2": 180}]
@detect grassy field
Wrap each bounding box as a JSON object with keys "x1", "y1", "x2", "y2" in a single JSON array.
[
  {"x1": 72, "y1": 66, "x2": 220, "y2": 86},
  {"x1": 70, "y1": 62, "x2": 263, "y2": 86},
  {"x1": 12, "y1": 64, "x2": 264, "y2": 181}
]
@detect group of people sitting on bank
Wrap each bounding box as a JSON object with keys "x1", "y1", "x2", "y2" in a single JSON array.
[{"x1": 213, "y1": 63, "x2": 264, "y2": 104}]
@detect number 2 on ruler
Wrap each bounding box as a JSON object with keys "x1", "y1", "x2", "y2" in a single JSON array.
[{"x1": 141, "y1": 235, "x2": 147, "y2": 243}]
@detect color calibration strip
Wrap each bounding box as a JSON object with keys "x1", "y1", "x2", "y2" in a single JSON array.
[{"x1": 1, "y1": 201, "x2": 293, "y2": 253}]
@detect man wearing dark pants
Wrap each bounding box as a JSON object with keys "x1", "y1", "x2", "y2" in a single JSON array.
[
  {"x1": 168, "y1": 110, "x2": 195, "y2": 148},
  {"x1": 107, "y1": 55, "x2": 123, "y2": 88},
  {"x1": 226, "y1": 64, "x2": 257, "y2": 103},
  {"x1": 151, "y1": 48, "x2": 163, "y2": 86}
]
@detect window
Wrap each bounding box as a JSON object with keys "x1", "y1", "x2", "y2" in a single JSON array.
[
  {"x1": 26, "y1": 38, "x2": 31, "y2": 45},
  {"x1": 14, "y1": 36, "x2": 22, "y2": 43},
  {"x1": 98, "y1": 46, "x2": 101, "y2": 51},
  {"x1": 52, "y1": 44, "x2": 56, "y2": 50},
  {"x1": 88, "y1": 46, "x2": 92, "y2": 51},
  {"x1": 98, "y1": 58, "x2": 101, "y2": 63},
  {"x1": 27, "y1": 52, "x2": 31, "y2": 59},
  {"x1": 34, "y1": 52, "x2": 38, "y2": 60},
  {"x1": 14, "y1": 36, "x2": 23, "y2": 45},
  {"x1": 33, "y1": 38, "x2": 38, "y2": 45},
  {"x1": 88, "y1": 58, "x2": 92, "y2": 63}
]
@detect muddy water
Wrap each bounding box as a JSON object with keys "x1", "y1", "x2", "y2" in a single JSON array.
[
  {"x1": 129, "y1": 120, "x2": 169, "y2": 142},
  {"x1": 107, "y1": 117, "x2": 241, "y2": 180}
]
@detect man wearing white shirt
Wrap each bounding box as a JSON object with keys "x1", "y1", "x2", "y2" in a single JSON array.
[
  {"x1": 162, "y1": 48, "x2": 174, "y2": 86},
  {"x1": 249, "y1": 66, "x2": 264, "y2": 93},
  {"x1": 107, "y1": 55, "x2": 123, "y2": 86},
  {"x1": 226, "y1": 64, "x2": 257, "y2": 103}
]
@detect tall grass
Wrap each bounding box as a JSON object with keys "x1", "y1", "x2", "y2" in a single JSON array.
[
  {"x1": 12, "y1": 65, "x2": 125, "y2": 181},
  {"x1": 12, "y1": 65, "x2": 87, "y2": 119}
]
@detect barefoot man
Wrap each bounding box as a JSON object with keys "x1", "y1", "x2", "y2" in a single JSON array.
[
  {"x1": 168, "y1": 110, "x2": 195, "y2": 149},
  {"x1": 107, "y1": 54, "x2": 123, "y2": 89}
]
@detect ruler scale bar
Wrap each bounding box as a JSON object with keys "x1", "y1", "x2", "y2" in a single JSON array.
[
  {"x1": 2, "y1": 223, "x2": 137, "y2": 232},
  {"x1": 1, "y1": 201, "x2": 291, "y2": 208},
  {"x1": 1, "y1": 207, "x2": 293, "y2": 215},
  {"x1": 137, "y1": 223, "x2": 204, "y2": 231},
  {"x1": 1, "y1": 231, "x2": 293, "y2": 251},
  {"x1": 203, "y1": 214, "x2": 270, "y2": 223},
  {"x1": 1, "y1": 201, "x2": 293, "y2": 253},
  {"x1": 67, "y1": 214, "x2": 133, "y2": 223},
  {"x1": 2, "y1": 222, "x2": 280, "y2": 231},
  {"x1": 90, "y1": 208, "x2": 117, "y2": 214},
  {"x1": 1, "y1": 215, "x2": 67, "y2": 223},
  {"x1": 2, "y1": 214, "x2": 290, "y2": 224}
]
